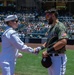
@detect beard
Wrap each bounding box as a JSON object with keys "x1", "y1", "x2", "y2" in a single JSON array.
[{"x1": 48, "y1": 17, "x2": 53, "y2": 25}]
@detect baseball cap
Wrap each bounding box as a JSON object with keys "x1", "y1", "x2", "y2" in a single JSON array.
[
  {"x1": 45, "y1": 8, "x2": 58, "y2": 18},
  {"x1": 4, "y1": 15, "x2": 18, "y2": 22},
  {"x1": 45, "y1": 8, "x2": 57, "y2": 13},
  {"x1": 41, "y1": 56, "x2": 52, "y2": 68}
]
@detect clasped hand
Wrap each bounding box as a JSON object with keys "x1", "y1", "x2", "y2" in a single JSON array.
[{"x1": 33, "y1": 47, "x2": 42, "y2": 54}]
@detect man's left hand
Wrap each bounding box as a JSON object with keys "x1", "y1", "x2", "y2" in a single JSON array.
[{"x1": 42, "y1": 51, "x2": 49, "y2": 57}]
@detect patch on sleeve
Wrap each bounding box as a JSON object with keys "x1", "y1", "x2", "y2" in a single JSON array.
[{"x1": 62, "y1": 33, "x2": 67, "y2": 37}]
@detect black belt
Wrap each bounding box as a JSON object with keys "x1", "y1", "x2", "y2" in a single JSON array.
[
  {"x1": 49, "y1": 54, "x2": 59, "y2": 56},
  {"x1": 49, "y1": 53, "x2": 65, "y2": 56}
]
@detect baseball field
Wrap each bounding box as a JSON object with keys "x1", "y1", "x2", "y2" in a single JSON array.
[{"x1": 0, "y1": 43, "x2": 74, "y2": 75}]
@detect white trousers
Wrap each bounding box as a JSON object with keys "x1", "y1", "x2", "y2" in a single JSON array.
[
  {"x1": 48, "y1": 54, "x2": 67, "y2": 75},
  {"x1": 0, "y1": 61, "x2": 16, "y2": 75}
]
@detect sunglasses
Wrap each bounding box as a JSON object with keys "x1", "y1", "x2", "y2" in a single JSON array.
[{"x1": 11, "y1": 20, "x2": 18, "y2": 23}]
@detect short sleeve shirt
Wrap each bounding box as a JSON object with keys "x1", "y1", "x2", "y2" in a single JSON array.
[
  {"x1": 47, "y1": 21, "x2": 68, "y2": 53},
  {"x1": 55, "y1": 22, "x2": 68, "y2": 40}
]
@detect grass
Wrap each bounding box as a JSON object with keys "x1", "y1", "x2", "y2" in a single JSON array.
[
  {"x1": 66, "y1": 50, "x2": 74, "y2": 75},
  {"x1": 15, "y1": 52, "x2": 48, "y2": 75},
  {"x1": 0, "y1": 45, "x2": 74, "y2": 75}
]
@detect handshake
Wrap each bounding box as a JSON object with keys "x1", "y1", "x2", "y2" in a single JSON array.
[{"x1": 33, "y1": 46, "x2": 45, "y2": 55}]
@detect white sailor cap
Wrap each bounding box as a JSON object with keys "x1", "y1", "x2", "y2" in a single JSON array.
[{"x1": 4, "y1": 15, "x2": 18, "y2": 22}]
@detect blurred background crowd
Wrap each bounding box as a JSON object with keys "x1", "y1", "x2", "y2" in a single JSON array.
[
  {"x1": 0, "y1": 0, "x2": 74, "y2": 41},
  {"x1": 0, "y1": 11, "x2": 74, "y2": 39}
]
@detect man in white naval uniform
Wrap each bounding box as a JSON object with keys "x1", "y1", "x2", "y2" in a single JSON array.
[{"x1": 0, "y1": 15, "x2": 37, "y2": 75}]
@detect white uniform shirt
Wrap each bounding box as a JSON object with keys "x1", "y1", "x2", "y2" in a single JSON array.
[{"x1": 0, "y1": 26, "x2": 34, "y2": 62}]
